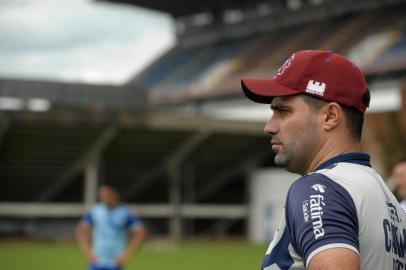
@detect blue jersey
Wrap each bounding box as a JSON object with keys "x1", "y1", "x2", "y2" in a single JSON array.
[
  {"x1": 262, "y1": 152, "x2": 406, "y2": 270},
  {"x1": 82, "y1": 203, "x2": 141, "y2": 268}
]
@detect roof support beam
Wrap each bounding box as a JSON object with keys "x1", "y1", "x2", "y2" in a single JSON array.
[
  {"x1": 166, "y1": 130, "x2": 211, "y2": 240},
  {"x1": 121, "y1": 167, "x2": 165, "y2": 201},
  {"x1": 0, "y1": 114, "x2": 11, "y2": 148},
  {"x1": 37, "y1": 126, "x2": 118, "y2": 202},
  {"x1": 195, "y1": 150, "x2": 271, "y2": 201},
  {"x1": 84, "y1": 159, "x2": 99, "y2": 209},
  {"x1": 122, "y1": 131, "x2": 210, "y2": 201}
]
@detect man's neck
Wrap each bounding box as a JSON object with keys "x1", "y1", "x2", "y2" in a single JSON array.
[
  {"x1": 305, "y1": 141, "x2": 361, "y2": 175},
  {"x1": 105, "y1": 202, "x2": 119, "y2": 209}
]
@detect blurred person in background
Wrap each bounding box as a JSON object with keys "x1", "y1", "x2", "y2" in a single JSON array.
[
  {"x1": 392, "y1": 157, "x2": 406, "y2": 211},
  {"x1": 76, "y1": 184, "x2": 146, "y2": 270},
  {"x1": 241, "y1": 50, "x2": 406, "y2": 270}
]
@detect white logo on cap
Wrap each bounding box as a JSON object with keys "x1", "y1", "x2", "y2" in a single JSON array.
[
  {"x1": 306, "y1": 80, "x2": 326, "y2": 96},
  {"x1": 274, "y1": 54, "x2": 295, "y2": 78}
]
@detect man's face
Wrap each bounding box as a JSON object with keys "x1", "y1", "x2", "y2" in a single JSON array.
[
  {"x1": 99, "y1": 186, "x2": 119, "y2": 207},
  {"x1": 264, "y1": 95, "x2": 321, "y2": 175},
  {"x1": 393, "y1": 162, "x2": 406, "y2": 199}
]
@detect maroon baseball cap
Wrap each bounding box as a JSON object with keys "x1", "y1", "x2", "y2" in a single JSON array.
[{"x1": 241, "y1": 50, "x2": 369, "y2": 112}]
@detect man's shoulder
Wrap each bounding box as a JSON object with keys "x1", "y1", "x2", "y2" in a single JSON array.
[
  {"x1": 289, "y1": 161, "x2": 377, "y2": 199},
  {"x1": 288, "y1": 173, "x2": 333, "y2": 195},
  {"x1": 284, "y1": 171, "x2": 360, "y2": 265},
  {"x1": 317, "y1": 161, "x2": 375, "y2": 181},
  {"x1": 286, "y1": 171, "x2": 356, "y2": 210},
  {"x1": 317, "y1": 161, "x2": 380, "y2": 194}
]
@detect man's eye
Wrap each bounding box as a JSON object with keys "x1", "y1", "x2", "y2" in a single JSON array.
[{"x1": 275, "y1": 108, "x2": 288, "y2": 113}]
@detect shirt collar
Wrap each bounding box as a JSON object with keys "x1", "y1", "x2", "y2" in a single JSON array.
[{"x1": 314, "y1": 152, "x2": 371, "y2": 172}]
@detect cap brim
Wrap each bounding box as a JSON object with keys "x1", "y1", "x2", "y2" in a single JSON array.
[{"x1": 241, "y1": 79, "x2": 300, "y2": 104}]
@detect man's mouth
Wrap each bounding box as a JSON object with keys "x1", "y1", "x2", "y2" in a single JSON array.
[{"x1": 271, "y1": 141, "x2": 282, "y2": 151}]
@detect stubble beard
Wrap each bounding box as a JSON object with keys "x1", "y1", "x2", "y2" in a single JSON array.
[
  {"x1": 273, "y1": 148, "x2": 289, "y2": 167},
  {"x1": 273, "y1": 122, "x2": 319, "y2": 175},
  {"x1": 274, "y1": 141, "x2": 308, "y2": 175}
]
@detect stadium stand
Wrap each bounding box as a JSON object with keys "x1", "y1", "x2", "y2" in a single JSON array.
[
  {"x1": 368, "y1": 31, "x2": 406, "y2": 73},
  {"x1": 131, "y1": 5, "x2": 406, "y2": 105},
  {"x1": 0, "y1": 122, "x2": 104, "y2": 202},
  {"x1": 104, "y1": 128, "x2": 194, "y2": 203}
]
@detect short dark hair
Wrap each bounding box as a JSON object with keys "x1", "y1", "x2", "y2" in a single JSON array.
[{"x1": 300, "y1": 89, "x2": 370, "y2": 141}]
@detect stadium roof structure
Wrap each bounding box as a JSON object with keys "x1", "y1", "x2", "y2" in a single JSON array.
[
  {"x1": 101, "y1": 0, "x2": 272, "y2": 18},
  {"x1": 101, "y1": 0, "x2": 406, "y2": 19},
  {"x1": 102, "y1": 0, "x2": 406, "y2": 43}
]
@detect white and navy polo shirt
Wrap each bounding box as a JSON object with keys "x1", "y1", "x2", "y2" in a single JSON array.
[{"x1": 262, "y1": 152, "x2": 406, "y2": 270}]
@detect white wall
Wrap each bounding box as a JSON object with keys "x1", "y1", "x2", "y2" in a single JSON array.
[{"x1": 249, "y1": 168, "x2": 298, "y2": 243}]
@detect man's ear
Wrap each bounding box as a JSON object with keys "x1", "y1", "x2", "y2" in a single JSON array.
[{"x1": 320, "y1": 102, "x2": 342, "y2": 131}]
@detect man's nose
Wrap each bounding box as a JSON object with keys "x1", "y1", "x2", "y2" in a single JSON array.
[{"x1": 264, "y1": 118, "x2": 278, "y2": 135}]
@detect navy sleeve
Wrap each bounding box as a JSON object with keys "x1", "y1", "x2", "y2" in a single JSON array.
[
  {"x1": 125, "y1": 210, "x2": 141, "y2": 230},
  {"x1": 82, "y1": 212, "x2": 93, "y2": 227},
  {"x1": 285, "y1": 173, "x2": 359, "y2": 265}
]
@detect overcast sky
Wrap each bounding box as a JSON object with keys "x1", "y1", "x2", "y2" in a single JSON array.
[{"x1": 0, "y1": 0, "x2": 175, "y2": 85}]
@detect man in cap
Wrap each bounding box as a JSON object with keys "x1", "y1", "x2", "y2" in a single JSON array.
[{"x1": 241, "y1": 50, "x2": 406, "y2": 269}]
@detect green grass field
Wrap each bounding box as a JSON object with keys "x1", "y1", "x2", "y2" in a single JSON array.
[{"x1": 0, "y1": 241, "x2": 266, "y2": 270}]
